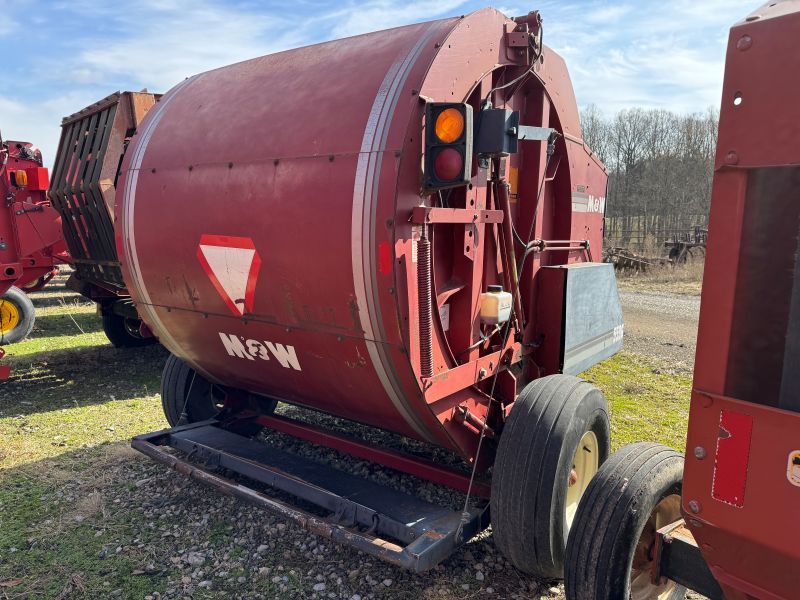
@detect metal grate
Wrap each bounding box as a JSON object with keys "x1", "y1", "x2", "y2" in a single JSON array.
[{"x1": 48, "y1": 92, "x2": 159, "y2": 292}]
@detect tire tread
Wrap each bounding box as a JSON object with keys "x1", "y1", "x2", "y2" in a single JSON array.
[
  {"x1": 492, "y1": 374, "x2": 610, "y2": 578},
  {"x1": 565, "y1": 442, "x2": 685, "y2": 599}
]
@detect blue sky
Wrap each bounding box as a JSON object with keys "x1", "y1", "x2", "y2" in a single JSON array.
[{"x1": 2, "y1": 0, "x2": 756, "y2": 164}]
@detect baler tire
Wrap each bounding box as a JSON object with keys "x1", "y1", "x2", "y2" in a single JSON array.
[
  {"x1": 102, "y1": 312, "x2": 156, "y2": 348},
  {"x1": 491, "y1": 374, "x2": 610, "y2": 579},
  {"x1": 0, "y1": 286, "x2": 36, "y2": 344},
  {"x1": 161, "y1": 354, "x2": 271, "y2": 437},
  {"x1": 564, "y1": 442, "x2": 686, "y2": 600}
]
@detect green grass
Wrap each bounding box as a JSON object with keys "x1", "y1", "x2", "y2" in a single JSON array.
[
  {"x1": 0, "y1": 282, "x2": 172, "y2": 596},
  {"x1": 583, "y1": 352, "x2": 692, "y2": 451},
  {"x1": 0, "y1": 464, "x2": 164, "y2": 598},
  {"x1": 0, "y1": 280, "x2": 694, "y2": 597}
]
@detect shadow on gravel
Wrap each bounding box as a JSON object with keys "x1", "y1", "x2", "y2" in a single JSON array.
[{"x1": 0, "y1": 443, "x2": 172, "y2": 599}]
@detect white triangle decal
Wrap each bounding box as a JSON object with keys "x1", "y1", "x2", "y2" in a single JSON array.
[{"x1": 198, "y1": 244, "x2": 256, "y2": 315}]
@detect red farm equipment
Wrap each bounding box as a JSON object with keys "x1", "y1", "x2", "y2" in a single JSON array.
[
  {"x1": 124, "y1": 8, "x2": 625, "y2": 574},
  {"x1": 564, "y1": 3, "x2": 800, "y2": 599},
  {"x1": 0, "y1": 134, "x2": 67, "y2": 353},
  {"x1": 48, "y1": 91, "x2": 161, "y2": 348}
]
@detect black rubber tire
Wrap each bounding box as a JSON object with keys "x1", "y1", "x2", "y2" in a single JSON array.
[
  {"x1": 0, "y1": 286, "x2": 35, "y2": 344},
  {"x1": 491, "y1": 374, "x2": 611, "y2": 579},
  {"x1": 161, "y1": 354, "x2": 275, "y2": 436},
  {"x1": 565, "y1": 442, "x2": 687, "y2": 600},
  {"x1": 102, "y1": 312, "x2": 157, "y2": 348}
]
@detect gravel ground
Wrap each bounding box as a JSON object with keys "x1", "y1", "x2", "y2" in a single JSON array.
[
  {"x1": 50, "y1": 415, "x2": 564, "y2": 600},
  {"x1": 75, "y1": 406, "x2": 705, "y2": 600},
  {"x1": 619, "y1": 291, "x2": 701, "y2": 373},
  {"x1": 5, "y1": 282, "x2": 706, "y2": 598},
  {"x1": 27, "y1": 405, "x2": 705, "y2": 600}
]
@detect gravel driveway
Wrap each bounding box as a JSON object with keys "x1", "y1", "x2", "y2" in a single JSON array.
[
  {"x1": 50, "y1": 421, "x2": 564, "y2": 600},
  {"x1": 619, "y1": 291, "x2": 701, "y2": 372}
]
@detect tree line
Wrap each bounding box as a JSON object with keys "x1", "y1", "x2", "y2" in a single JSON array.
[{"x1": 580, "y1": 105, "x2": 718, "y2": 249}]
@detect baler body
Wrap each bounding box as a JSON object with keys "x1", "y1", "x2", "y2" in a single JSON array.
[
  {"x1": 0, "y1": 140, "x2": 65, "y2": 297},
  {"x1": 118, "y1": 9, "x2": 615, "y2": 462}
]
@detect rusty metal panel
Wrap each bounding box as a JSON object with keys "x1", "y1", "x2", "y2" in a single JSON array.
[{"x1": 49, "y1": 91, "x2": 159, "y2": 292}]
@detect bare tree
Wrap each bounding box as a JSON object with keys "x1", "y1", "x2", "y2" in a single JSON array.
[{"x1": 580, "y1": 106, "x2": 719, "y2": 249}]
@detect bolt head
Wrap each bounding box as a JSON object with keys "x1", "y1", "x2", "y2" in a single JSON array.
[
  {"x1": 693, "y1": 446, "x2": 707, "y2": 460},
  {"x1": 568, "y1": 469, "x2": 578, "y2": 487},
  {"x1": 478, "y1": 368, "x2": 487, "y2": 379},
  {"x1": 688, "y1": 500, "x2": 702, "y2": 514},
  {"x1": 736, "y1": 35, "x2": 753, "y2": 51},
  {"x1": 724, "y1": 151, "x2": 739, "y2": 165},
  {"x1": 688, "y1": 518, "x2": 704, "y2": 528}
]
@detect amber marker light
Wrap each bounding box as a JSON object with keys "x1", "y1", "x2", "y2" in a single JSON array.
[{"x1": 434, "y1": 108, "x2": 465, "y2": 143}]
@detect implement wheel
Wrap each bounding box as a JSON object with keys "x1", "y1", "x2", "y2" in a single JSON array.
[
  {"x1": 565, "y1": 442, "x2": 686, "y2": 600},
  {"x1": 0, "y1": 286, "x2": 35, "y2": 344},
  {"x1": 161, "y1": 354, "x2": 275, "y2": 436},
  {"x1": 491, "y1": 374, "x2": 610, "y2": 578},
  {"x1": 102, "y1": 312, "x2": 157, "y2": 348}
]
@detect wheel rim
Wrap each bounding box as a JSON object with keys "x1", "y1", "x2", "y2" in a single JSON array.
[
  {"x1": 565, "y1": 430, "x2": 599, "y2": 529},
  {"x1": 123, "y1": 318, "x2": 144, "y2": 339},
  {"x1": 184, "y1": 371, "x2": 225, "y2": 421},
  {"x1": 630, "y1": 494, "x2": 682, "y2": 600},
  {"x1": 0, "y1": 299, "x2": 21, "y2": 335}
]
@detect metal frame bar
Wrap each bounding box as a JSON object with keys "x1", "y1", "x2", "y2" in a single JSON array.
[
  {"x1": 49, "y1": 92, "x2": 157, "y2": 291},
  {"x1": 652, "y1": 520, "x2": 724, "y2": 600},
  {"x1": 410, "y1": 206, "x2": 503, "y2": 224},
  {"x1": 252, "y1": 412, "x2": 491, "y2": 498}
]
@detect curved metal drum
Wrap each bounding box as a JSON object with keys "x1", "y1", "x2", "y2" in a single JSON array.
[{"x1": 116, "y1": 7, "x2": 607, "y2": 461}]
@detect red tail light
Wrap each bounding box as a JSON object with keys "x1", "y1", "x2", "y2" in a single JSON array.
[{"x1": 433, "y1": 147, "x2": 464, "y2": 181}]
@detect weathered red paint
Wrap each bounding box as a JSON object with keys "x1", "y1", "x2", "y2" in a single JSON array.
[
  {"x1": 710, "y1": 409, "x2": 752, "y2": 508},
  {"x1": 684, "y1": 3, "x2": 800, "y2": 598},
  {"x1": 116, "y1": 9, "x2": 607, "y2": 464}
]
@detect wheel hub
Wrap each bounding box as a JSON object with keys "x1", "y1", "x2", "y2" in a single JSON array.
[
  {"x1": 629, "y1": 494, "x2": 682, "y2": 600},
  {"x1": 0, "y1": 299, "x2": 21, "y2": 335},
  {"x1": 123, "y1": 318, "x2": 143, "y2": 339},
  {"x1": 565, "y1": 430, "x2": 599, "y2": 529}
]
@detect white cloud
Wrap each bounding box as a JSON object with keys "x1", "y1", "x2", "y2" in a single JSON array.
[
  {"x1": 0, "y1": 18, "x2": 18, "y2": 38},
  {"x1": 71, "y1": 2, "x2": 303, "y2": 92},
  {"x1": 537, "y1": 0, "x2": 755, "y2": 114},
  {"x1": 0, "y1": 91, "x2": 104, "y2": 167},
  {"x1": 0, "y1": 0, "x2": 762, "y2": 163},
  {"x1": 322, "y1": 0, "x2": 467, "y2": 38}
]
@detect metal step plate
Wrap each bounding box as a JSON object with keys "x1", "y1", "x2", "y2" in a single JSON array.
[{"x1": 132, "y1": 420, "x2": 489, "y2": 571}]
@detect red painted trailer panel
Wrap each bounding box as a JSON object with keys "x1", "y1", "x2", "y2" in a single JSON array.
[{"x1": 684, "y1": 3, "x2": 800, "y2": 598}]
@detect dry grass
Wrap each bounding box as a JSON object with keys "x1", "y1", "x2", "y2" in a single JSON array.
[{"x1": 616, "y1": 259, "x2": 705, "y2": 296}]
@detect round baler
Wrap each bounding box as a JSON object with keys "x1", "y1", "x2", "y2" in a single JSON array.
[
  {"x1": 124, "y1": 8, "x2": 622, "y2": 576},
  {"x1": 0, "y1": 137, "x2": 67, "y2": 348}
]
